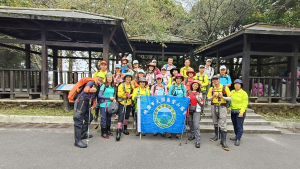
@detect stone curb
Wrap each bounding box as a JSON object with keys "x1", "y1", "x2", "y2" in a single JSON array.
[{"x1": 270, "y1": 121, "x2": 300, "y2": 129}]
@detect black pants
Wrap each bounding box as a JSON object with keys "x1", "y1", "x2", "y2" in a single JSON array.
[
  {"x1": 73, "y1": 96, "x2": 93, "y2": 130},
  {"x1": 117, "y1": 104, "x2": 132, "y2": 122}
]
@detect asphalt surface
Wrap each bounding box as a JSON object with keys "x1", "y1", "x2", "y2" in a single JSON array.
[{"x1": 0, "y1": 125, "x2": 299, "y2": 169}]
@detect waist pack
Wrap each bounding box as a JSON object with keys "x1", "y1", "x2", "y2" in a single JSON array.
[
  {"x1": 231, "y1": 109, "x2": 240, "y2": 114},
  {"x1": 107, "y1": 102, "x2": 119, "y2": 115}
]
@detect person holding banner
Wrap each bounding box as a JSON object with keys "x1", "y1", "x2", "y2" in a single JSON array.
[
  {"x1": 132, "y1": 77, "x2": 150, "y2": 136},
  {"x1": 116, "y1": 72, "x2": 134, "y2": 141},
  {"x1": 151, "y1": 74, "x2": 168, "y2": 137},
  {"x1": 207, "y1": 75, "x2": 232, "y2": 151},
  {"x1": 168, "y1": 73, "x2": 187, "y2": 138},
  {"x1": 187, "y1": 80, "x2": 203, "y2": 148},
  {"x1": 168, "y1": 67, "x2": 180, "y2": 88}
]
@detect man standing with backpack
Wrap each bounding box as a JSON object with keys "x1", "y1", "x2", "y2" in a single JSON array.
[
  {"x1": 207, "y1": 75, "x2": 232, "y2": 151},
  {"x1": 180, "y1": 60, "x2": 192, "y2": 78},
  {"x1": 218, "y1": 65, "x2": 232, "y2": 87},
  {"x1": 73, "y1": 73, "x2": 105, "y2": 148}
]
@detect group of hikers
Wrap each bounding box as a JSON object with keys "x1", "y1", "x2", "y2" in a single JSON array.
[{"x1": 72, "y1": 57, "x2": 249, "y2": 151}]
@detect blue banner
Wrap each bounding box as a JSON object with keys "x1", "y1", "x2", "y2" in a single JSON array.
[{"x1": 137, "y1": 96, "x2": 190, "y2": 133}]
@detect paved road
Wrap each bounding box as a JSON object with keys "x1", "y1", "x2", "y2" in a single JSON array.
[{"x1": 0, "y1": 124, "x2": 299, "y2": 169}]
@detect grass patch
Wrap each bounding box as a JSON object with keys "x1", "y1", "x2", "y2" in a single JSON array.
[
  {"x1": 261, "y1": 113, "x2": 300, "y2": 123},
  {"x1": 0, "y1": 107, "x2": 73, "y2": 116}
]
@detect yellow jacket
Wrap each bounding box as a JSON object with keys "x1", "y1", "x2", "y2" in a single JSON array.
[
  {"x1": 193, "y1": 73, "x2": 209, "y2": 91},
  {"x1": 207, "y1": 84, "x2": 231, "y2": 104},
  {"x1": 93, "y1": 70, "x2": 108, "y2": 82},
  {"x1": 117, "y1": 82, "x2": 133, "y2": 105},
  {"x1": 230, "y1": 89, "x2": 248, "y2": 114},
  {"x1": 180, "y1": 66, "x2": 192, "y2": 78},
  {"x1": 168, "y1": 76, "x2": 175, "y2": 88},
  {"x1": 132, "y1": 87, "x2": 150, "y2": 101}
]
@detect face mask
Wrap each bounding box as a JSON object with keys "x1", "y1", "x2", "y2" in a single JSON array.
[{"x1": 149, "y1": 71, "x2": 153, "y2": 73}]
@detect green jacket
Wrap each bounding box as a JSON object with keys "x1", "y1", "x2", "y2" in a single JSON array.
[
  {"x1": 193, "y1": 73, "x2": 209, "y2": 92},
  {"x1": 229, "y1": 89, "x2": 249, "y2": 114}
]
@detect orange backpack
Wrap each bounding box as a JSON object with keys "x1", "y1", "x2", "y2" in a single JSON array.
[{"x1": 68, "y1": 77, "x2": 94, "y2": 101}]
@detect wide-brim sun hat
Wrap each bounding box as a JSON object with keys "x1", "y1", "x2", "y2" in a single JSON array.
[
  {"x1": 138, "y1": 69, "x2": 145, "y2": 75},
  {"x1": 106, "y1": 72, "x2": 113, "y2": 77},
  {"x1": 121, "y1": 57, "x2": 129, "y2": 63},
  {"x1": 170, "y1": 67, "x2": 180, "y2": 76},
  {"x1": 147, "y1": 63, "x2": 156, "y2": 69},
  {"x1": 191, "y1": 80, "x2": 202, "y2": 90},
  {"x1": 186, "y1": 68, "x2": 196, "y2": 77},
  {"x1": 173, "y1": 73, "x2": 184, "y2": 81},
  {"x1": 137, "y1": 77, "x2": 148, "y2": 85},
  {"x1": 123, "y1": 72, "x2": 133, "y2": 80}
]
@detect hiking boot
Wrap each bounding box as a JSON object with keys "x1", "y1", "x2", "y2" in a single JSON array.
[
  {"x1": 220, "y1": 131, "x2": 230, "y2": 151},
  {"x1": 136, "y1": 132, "x2": 140, "y2": 136},
  {"x1": 81, "y1": 124, "x2": 93, "y2": 140},
  {"x1": 195, "y1": 142, "x2": 200, "y2": 148},
  {"x1": 175, "y1": 133, "x2": 181, "y2": 138},
  {"x1": 116, "y1": 129, "x2": 121, "y2": 141},
  {"x1": 101, "y1": 126, "x2": 109, "y2": 139},
  {"x1": 107, "y1": 125, "x2": 113, "y2": 136},
  {"x1": 160, "y1": 133, "x2": 165, "y2": 137},
  {"x1": 235, "y1": 138, "x2": 240, "y2": 146},
  {"x1": 210, "y1": 127, "x2": 220, "y2": 142},
  {"x1": 188, "y1": 136, "x2": 195, "y2": 141},
  {"x1": 153, "y1": 133, "x2": 158, "y2": 136},
  {"x1": 142, "y1": 133, "x2": 146, "y2": 136},
  {"x1": 115, "y1": 115, "x2": 118, "y2": 120},
  {"x1": 94, "y1": 108, "x2": 99, "y2": 121},
  {"x1": 167, "y1": 133, "x2": 172, "y2": 138},
  {"x1": 123, "y1": 125, "x2": 129, "y2": 135},
  {"x1": 74, "y1": 129, "x2": 87, "y2": 148},
  {"x1": 230, "y1": 136, "x2": 237, "y2": 141}
]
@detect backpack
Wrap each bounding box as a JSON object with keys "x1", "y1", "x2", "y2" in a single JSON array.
[
  {"x1": 171, "y1": 83, "x2": 184, "y2": 96},
  {"x1": 117, "y1": 82, "x2": 134, "y2": 102},
  {"x1": 68, "y1": 77, "x2": 94, "y2": 101},
  {"x1": 98, "y1": 84, "x2": 117, "y2": 104},
  {"x1": 153, "y1": 83, "x2": 167, "y2": 95},
  {"x1": 217, "y1": 74, "x2": 228, "y2": 80},
  {"x1": 211, "y1": 85, "x2": 230, "y2": 108},
  {"x1": 137, "y1": 87, "x2": 150, "y2": 96},
  {"x1": 196, "y1": 73, "x2": 205, "y2": 82}
]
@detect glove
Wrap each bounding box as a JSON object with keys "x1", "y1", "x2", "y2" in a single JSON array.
[{"x1": 126, "y1": 93, "x2": 130, "y2": 98}]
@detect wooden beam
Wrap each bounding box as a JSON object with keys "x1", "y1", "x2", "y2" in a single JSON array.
[
  {"x1": 53, "y1": 49, "x2": 58, "y2": 87},
  {"x1": 41, "y1": 29, "x2": 48, "y2": 100},
  {"x1": 0, "y1": 24, "x2": 104, "y2": 34},
  {"x1": 88, "y1": 51, "x2": 92, "y2": 72},
  {"x1": 204, "y1": 40, "x2": 243, "y2": 56},
  {"x1": 0, "y1": 43, "x2": 53, "y2": 57},
  {"x1": 56, "y1": 56, "x2": 106, "y2": 60},
  {"x1": 216, "y1": 51, "x2": 220, "y2": 73},
  {"x1": 102, "y1": 26, "x2": 110, "y2": 65},
  {"x1": 108, "y1": 26, "x2": 117, "y2": 44},
  {"x1": 0, "y1": 39, "x2": 103, "y2": 48},
  {"x1": 242, "y1": 34, "x2": 251, "y2": 95},
  {"x1": 257, "y1": 58, "x2": 262, "y2": 77},
  {"x1": 135, "y1": 50, "x2": 187, "y2": 55},
  {"x1": 250, "y1": 51, "x2": 295, "y2": 57},
  {"x1": 162, "y1": 47, "x2": 165, "y2": 66}
]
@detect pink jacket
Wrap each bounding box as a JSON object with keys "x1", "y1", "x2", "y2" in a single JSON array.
[{"x1": 151, "y1": 84, "x2": 168, "y2": 95}]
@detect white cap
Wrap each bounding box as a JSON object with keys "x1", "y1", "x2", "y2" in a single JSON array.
[
  {"x1": 220, "y1": 65, "x2": 227, "y2": 70},
  {"x1": 133, "y1": 60, "x2": 139, "y2": 64},
  {"x1": 199, "y1": 65, "x2": 205, "y2": 68},
  {"x1": 152, "y1": 59, "x2": 157, "y2": 63},
  {"x1": 206, "y1": 59, "x2": 212, "y2": 62}
]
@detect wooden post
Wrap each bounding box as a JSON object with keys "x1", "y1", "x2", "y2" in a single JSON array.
[
  {"x1": 25, "y1": 44, "x2": 31, "y2": 69},
  {"x1": 62, "y1": 91, "x2": 69, "y2": 112},
  {"x1": 291, "y1": 43, "x2": 299, "y2": 103},
  {"x1": 242, "y1": 34, "x2": 251, "y2": 95},
  {"x1": 132, "y1": 45, "x2": 136, "y2": 65},
  {"x1": 257, "y1": 58, "x2": 262, "y2": 77},
  {"x1": 189, "y1": 46, "x2": 194, "y2": 68},
  {"x1": 41, "y1": 29, "x2": 48, "y2": 100},
  {"x1": 229, "y1": 58, "x2": 234, "y2": 78},
  {"x1": 177, "y1": 55, "x2": 179, "y2": 67},
  {"x1": 103, "y1": 27, "x2": 110, "y2": 66},
  {"x1": 201, "y1": 56, "x2": 205, "y2": 65},
  {"x1": 10, "y1": 70, "x2": 15, "y2": 99},
  {"x1": 216, "y1": 51, "x2": 220, "y2": 74},
  {"x1": 53, "y1": 48, "x2": 58, "y2": 87},
  {"x1": 88, "y1": 51, "x2": 92, "y2": 77},
  {"x1": 162, "y1": 47, "x2": 165, "y2": 67}
]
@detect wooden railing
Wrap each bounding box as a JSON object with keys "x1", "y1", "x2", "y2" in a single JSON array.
[
  {"x1": 249, "y1": 77, "x2": 300, "y2": 103},
  {"x1": 50, "y1": 70, "x2": 94, "y2": 87}
]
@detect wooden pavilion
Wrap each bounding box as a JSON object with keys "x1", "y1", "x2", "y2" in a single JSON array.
[{"x1": 195, "y1": 23, "x2": 300, "y2": 103}]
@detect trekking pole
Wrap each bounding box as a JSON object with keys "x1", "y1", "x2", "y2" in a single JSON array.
[
  {"x1": 217, "y1": 97, "x2": 221, "y2": 146},
  {"x1": 180, "y1": 109, "x2": 188, "y2": 146},
  {"x1": 122, "y1": 98, "x2": 128, "y2": 138},
  {"x1": 87, "y1": 98, "x2": 92, "y2": 146}
]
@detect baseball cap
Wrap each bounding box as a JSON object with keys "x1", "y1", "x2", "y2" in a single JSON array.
[
  {"x1": 199, "y1": 65, "x2": 205, "y2": 68},
  {"x1": 100, "y1": 61, "x2": 107, "y2": 65},
  {"x1": 220, "y1": 65, "x2": 227, "y2": 70}
]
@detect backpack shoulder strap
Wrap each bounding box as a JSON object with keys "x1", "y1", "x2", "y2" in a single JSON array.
[
  {"x1": 185, "y1": 78, "x2": 188, "y2": 84},
  {"x1": 153, "y1": 84, "x2": 157, "y2": 94},
  {"x1": 137, "y1": 87, "x2": 140, "y2": 95},
  {"x1": 188, "y1": 90, "x2": 191, "y2": 96}
]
